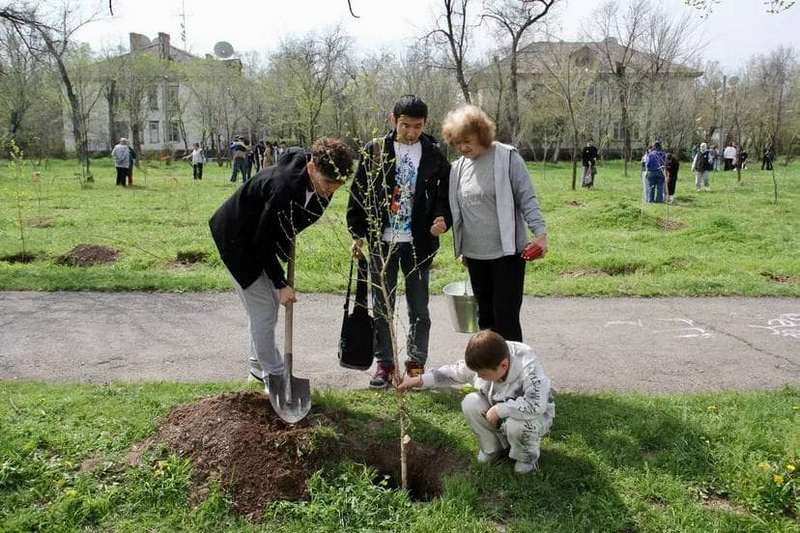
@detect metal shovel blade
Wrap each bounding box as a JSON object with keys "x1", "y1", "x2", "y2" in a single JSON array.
[
  {"x1": 267, "y1": 363, "x2": 311, "y2": 424},
  {"x1": 266, "y1": 241, "x2": 311, "y2": 424}
]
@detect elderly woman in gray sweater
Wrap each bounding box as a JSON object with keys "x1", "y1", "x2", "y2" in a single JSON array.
[{"x1": 442, "y1": 105, "x2": 547, "y2": 342}]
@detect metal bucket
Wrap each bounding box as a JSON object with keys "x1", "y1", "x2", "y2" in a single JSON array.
[{"x1": 443, "y1": 280, "x2": 479, "y2": 333}]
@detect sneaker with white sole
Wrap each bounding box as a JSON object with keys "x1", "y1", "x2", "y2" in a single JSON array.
[{"x1": 477, "y1": 449, "x2": 507, "y2": 464}]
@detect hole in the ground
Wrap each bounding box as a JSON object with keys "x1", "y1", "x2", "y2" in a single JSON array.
[
  {"x1": 362, "y1": 441, "x2": 459, "y2": 502},
  {"x1": 1, "y1": 251, "x2": 41, "y2": 263},
  {"x1": 175, "y1": 250, "x2": 208, "y2": 264}
]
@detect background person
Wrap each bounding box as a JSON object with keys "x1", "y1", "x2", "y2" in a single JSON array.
[{"x1": 111, "y1": 137, "x2": 131, "y2": 187}]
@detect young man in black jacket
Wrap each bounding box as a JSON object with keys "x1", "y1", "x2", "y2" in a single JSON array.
[
  {"x1": 210, "y1": 138, "x2": 354, "y2": 386},
  {"x1": 347, "y1": 95, "x2": 452, "y2": 388}
]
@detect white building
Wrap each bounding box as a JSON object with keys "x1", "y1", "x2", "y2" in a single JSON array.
[{"x1": 65, "y1": 32, "x2": 239, "y2": 155}]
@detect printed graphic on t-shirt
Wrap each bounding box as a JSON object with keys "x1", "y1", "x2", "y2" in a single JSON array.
[{"x1": 386, "y1": 149, "x2": 418, "y2": 237}]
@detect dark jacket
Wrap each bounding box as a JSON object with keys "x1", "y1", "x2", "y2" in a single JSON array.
[
  {"x1": 346, "y1": 130, "x2": 452, "y2": 268},
  {"x1": 209, "y1": 148, "x2": 329, "y2": 290},
  {"x1": 581, "y1": 145, "x2": 598, "y2": 167},
  {"x1": 665, "y1": 154, "x2": 680, "y2": 175}
]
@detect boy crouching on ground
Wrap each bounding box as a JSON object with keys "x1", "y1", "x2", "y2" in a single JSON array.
[{"x1": 398, "y1": 330, "x2": 555, "y2": 474}]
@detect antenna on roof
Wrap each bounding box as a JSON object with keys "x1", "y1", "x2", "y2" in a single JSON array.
[{"x1": 213, "y1": 41, "x2": 234, "y2": 59}]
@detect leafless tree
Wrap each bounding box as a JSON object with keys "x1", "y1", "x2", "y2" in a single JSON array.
[
  {"x1": 535, "y1": 43, "x2": 596, "y2": 188},
  {"x1": 482, "y1": 0, "x2": 557, "y2": 143},
  {"x1": 271, "y1": 27, "x2": 352, "y2": 146},
  {"x1": 583, "y1": 0, "x2": 650, "y2": 176},
  {"x1": 4, "y1": 1, "x2": 101, "y2": 178},
  {"x1": 421, "y1": 0, "x2": 475, "y2": 103}
]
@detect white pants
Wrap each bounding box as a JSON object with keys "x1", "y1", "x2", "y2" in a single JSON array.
[
  {"x1": 461, "y1": 392, "x2": 554, "y2": 465},
  {"x1": 230, "y1": 271, "x2": 284, "y2": 378}
]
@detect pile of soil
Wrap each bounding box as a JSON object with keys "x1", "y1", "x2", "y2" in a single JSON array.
[
  {"x1": 146, "y1": 392, "x2": 463, "y2": 517},
  {"x1": 56, "y1": 244, "x2": 119, "y2": 267}
]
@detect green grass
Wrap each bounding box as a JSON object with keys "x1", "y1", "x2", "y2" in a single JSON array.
[
  {"x1": 1, "y1": 382, "x2": 798, "y2": 532},
  {"x1": 1, "y1": 158, "x2": 798, "y2": 295}
]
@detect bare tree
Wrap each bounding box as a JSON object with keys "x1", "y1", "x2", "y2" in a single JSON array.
[
  {"x1": 684, "y1": 0, "x2": 796, "y2": 13},
  {"x1": 482, "y1": 0, "x2": 557, "y2": 143},
  {"x1": 583, "y1": 0, "x2": 650, "y2": 176},
  {"x1": 4, "y1": 1, "x2": 100, "y2": 177},
  {"x1": 421, "y1": 0, "x2": 475, "y2": 103},
  {"x1": 536, "y1": 43, "x2": 595, "y2": 188},
  {"x1": 0, "y1": 21, "x2": 41, "y2": 138},
  {"x1": 271, "y1": 27, "x2": 351, "y2": 146}
]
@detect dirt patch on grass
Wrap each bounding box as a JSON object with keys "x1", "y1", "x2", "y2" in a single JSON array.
[
  {"x1": 1, "y1": 251, "x2": 41, "y2": 264},
  {"x1": 565, "y1": 200, "x2": 584, "y2": 207},
  {"x1": 656, "y1": 217, "x2": 686, "y2": 231},
  {"x1": 56, "y1": 244, "x2": 119, "y2": 267},
  {"x1": 761, "y1": 272, "x2": 799, "y2": 284},
  {"x1": 560, "y1": 269, "x2": 610, "y2": 278},
  {"x1": 26, "y1": 216, "x2": 56, "y2": 228},
  {"x1": 144, "y1": 392, "x2": 461, "y2": 518},
  {"x1": 174, "y1": 250, "x2": 208, "y2": 266}
]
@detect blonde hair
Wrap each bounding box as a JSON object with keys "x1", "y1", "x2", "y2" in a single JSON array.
[{"x1": 441, "y1": 105, "x2": 496, "y2": 148}]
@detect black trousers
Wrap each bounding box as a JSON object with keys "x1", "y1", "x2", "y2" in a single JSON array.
[
  {"x1": 193, "y1": 163, "x2": 203, "y2": 180},
  {"x1": 667, "y1": 170, "x2": 678, "y2": 196},
  {"x1": 115, "y1": 167, "x2": 127, "y2": 186},
  {"x1": 465, "y1": 254, "x2": 526, "y2": 342}
]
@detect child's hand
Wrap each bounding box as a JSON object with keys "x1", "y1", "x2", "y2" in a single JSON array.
[
  {"x1": 397, "y1": 375, "x2": 422, "y2": 392},
  {"x1": 485, "y1": 405, "x2": 501, "y2": 428}
]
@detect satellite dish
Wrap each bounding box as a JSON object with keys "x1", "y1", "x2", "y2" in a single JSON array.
[{"x1": 213, "y1": 41, "x2": 234, "y2": 58}]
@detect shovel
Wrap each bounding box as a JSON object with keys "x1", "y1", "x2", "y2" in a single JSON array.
[{"x1": 268, "y1": 241, "x2": 311, "y2": 424}]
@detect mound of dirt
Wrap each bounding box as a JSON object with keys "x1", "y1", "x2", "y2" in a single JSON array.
[
  {"x1": 56, "y1": 244, "x2": 118, "y2": 267},
  {"x1": 145, "y1": 391, "x2": 464, "y2": 518}
]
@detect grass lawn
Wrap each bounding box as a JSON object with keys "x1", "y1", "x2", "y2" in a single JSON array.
[
  {"x1": 0, "y1": 382, "x2": 798, "y2": 532},
  {"x1": 0, "y1": 157, "x2": 798, "y2": 295}
]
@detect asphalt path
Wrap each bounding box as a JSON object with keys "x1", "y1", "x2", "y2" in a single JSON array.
[{"x1": 1, "y1": 291, "x2": 798, "y2": 393}]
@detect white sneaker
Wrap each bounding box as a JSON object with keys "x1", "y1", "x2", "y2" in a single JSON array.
[
  {"x1": 514, "y1": 461, "x2": 537, "y2": 474},
  {"x1": 477, "y1": 449, "x2": 506, "y2": 464}
]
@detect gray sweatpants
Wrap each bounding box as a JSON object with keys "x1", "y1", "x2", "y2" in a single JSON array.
[
  {"x1": 694, "y1": 170, "x2": 710, "y2": 190},
  {"x1": 230, "y1": 271, "x2": 284, "y2": 379},
  {"x1": 461, "y1": 392, "x2": 554, "y2": 465}
]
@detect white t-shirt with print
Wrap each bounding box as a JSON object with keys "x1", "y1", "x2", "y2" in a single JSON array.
[{"x1": 382, "y1": 141, "x2": 422, "y2": 243}]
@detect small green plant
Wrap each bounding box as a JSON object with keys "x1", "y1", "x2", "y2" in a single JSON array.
[
  {"x1": 8, "y1": 138, "x2": 29, "y2": 257},
  {"x1": 753, "y1": 459, "x2": 799, "y2": 517},
  {"x1": 266, "y1": 463, "x2": 413, "y2": 531}
]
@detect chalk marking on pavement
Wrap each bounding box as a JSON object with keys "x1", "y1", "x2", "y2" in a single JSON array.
[
  {"x1": 604, "y1": 320, "x2": 644, "y2": 327},
  {"x1": 653, "y1": 318, "x2": 713, "y2": 339},
  {"x1": 749, "y1": 313, "x2": 800, "y2": 339}
]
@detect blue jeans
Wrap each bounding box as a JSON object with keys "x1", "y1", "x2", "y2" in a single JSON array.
[
  {"x1": 369, "y1": 242, "x2": 431, "y2": 366},
  {"x1": 230, "y1": 158, "x2": 248, "y2": 182},
  {"x1": 646, "y1": 171, "x2": 665, "y2": 203}
]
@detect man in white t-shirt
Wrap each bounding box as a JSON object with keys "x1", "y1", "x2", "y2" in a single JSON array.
[{"x1": 347, "y1": 95, "x2": 453, "y2": 388}]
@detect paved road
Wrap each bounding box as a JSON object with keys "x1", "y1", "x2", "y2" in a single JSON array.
[{"x1": 1, "y1": 292, "x2": 798, "y2": 393}]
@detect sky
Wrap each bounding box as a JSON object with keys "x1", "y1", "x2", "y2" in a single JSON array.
[{"x1": 73, "y1": 0, "x2": 799, "y2": 72}]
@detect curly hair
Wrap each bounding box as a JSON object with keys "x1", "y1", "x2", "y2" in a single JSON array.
[
  {"x1": 441, "y1": 105, "x2": 496, "y2": 148},
  {"x1": 311, "y1": 138, "x2": 355, "y2": 182}
]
